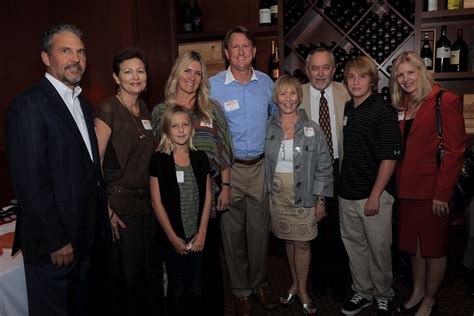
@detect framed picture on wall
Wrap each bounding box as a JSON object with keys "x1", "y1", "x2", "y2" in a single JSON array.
[{"x1": 420, "y1": 29, "x2": 436, "y2": 72}]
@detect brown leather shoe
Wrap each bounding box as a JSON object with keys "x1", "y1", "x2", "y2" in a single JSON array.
[
  {"x1": 235, "y1": 296, "x2": 252, "y2": 316},
  {"x1": 256, "y1": 286, "x2": 277, "y2": 310}
]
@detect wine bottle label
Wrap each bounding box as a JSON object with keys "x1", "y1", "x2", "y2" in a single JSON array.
[
  {"x1": 423, "y1": 57, "x2": 433, "y2": 67},
  {"x1": 428, "y1": 0, "x2": 438, "y2": 11},
  {"x1": 184, "y1": 23, "x2": 192, "y2": 32},
  {"x1": 259, "y1": 9, "x2": 271, "y2": 24},
  {"x1": 450, "y1": 50, "x2": 460, "y2": 64},
  {"x1": 271, "y1": 5, "x2": 278, "y2": 14},
  {"x1": 436, "y1": 47, "x2": 451, "y2": 58},
  {"x1": 272, "y1": 69, "x2": 280, "y2": 79},
  {"x1": 447, "y1": 0, "x2": 461, "y2": 9}
]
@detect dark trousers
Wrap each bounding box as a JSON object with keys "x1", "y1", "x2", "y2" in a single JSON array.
[
  {"x1": 24, "y1": 257, "x2": 91, "y2": 316},
  {"x1": 104, "y1": 214, "x2": 164, "y2": 316},
  {"x1": 164, "y1": 241, "x2": 204, "y2": 316},
  {"x1": 311, "y1": 159, "x2": 349, "y2": 290},
  {"x1": 202, "y1": 216, "x2": 225, "y2": 315}
]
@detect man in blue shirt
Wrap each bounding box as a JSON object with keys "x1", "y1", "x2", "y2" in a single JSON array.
[{"x1": 210, "y1": 25, "x2": 276, "y2": 316}]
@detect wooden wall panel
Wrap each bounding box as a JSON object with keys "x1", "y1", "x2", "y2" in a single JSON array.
[{"x1": 0, "y1": 0, "x2": 173, "y2": 205}]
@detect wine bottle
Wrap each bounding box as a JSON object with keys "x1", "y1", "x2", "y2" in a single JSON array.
[
  {"x1": 183, "y1": 0, "x2": 193, "y2": 33},
  {"x1": 268, "y1": 40, "x2": 276, "y2": 77},
  {"x1": 259, "y1": 0, "x2": 271, "y2": 26},
  {"x1": 271, "y1": 0, "x2": 278, "y2": 25},
  {"x1": 447, "y1": 0, "x2": 462, "y2": 10},
  {"x1": 268, "y1": 42, "x2": 280, "y2": 81},
  {"x1": 192, "y1": 0, "x2": 203, "y2": 32},
  {"x1": 450, "y1": 28, "x2": 468, "y2": 72},
  {"x1": 425, "y1": 0, "x2": 438, "y2": 11},
  {"x1": 421, "y1": 32, "x2": 434, "y2": 70},
  {"x1": 435, "y1": 25, "x2": 451, "y2": 72}
]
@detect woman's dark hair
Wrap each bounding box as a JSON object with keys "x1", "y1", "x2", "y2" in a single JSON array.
[{"x1": 112, "y1": 47, "x2": 149, "y2": 76}]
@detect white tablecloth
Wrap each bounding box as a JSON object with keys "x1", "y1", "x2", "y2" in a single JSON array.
[{"x1": 0, "y1": 221, "x2": 28, "y2": 316}]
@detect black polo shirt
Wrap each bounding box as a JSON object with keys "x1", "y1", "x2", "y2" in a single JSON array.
[{"x1": 338, "y1": 93, "x2": 402, "y2": 200}]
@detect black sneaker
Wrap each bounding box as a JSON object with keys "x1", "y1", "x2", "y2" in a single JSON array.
[
  {"x1": 341, "y1": 294, "x2": 372, "y2": 315},
  {"x1": 375, "y1": 298, "x2": 392, "y2": 316}
]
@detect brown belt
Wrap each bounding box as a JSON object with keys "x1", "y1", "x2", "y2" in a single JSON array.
[{"x1": 234, "y1": 154, "x2": 265, "y2": 166}]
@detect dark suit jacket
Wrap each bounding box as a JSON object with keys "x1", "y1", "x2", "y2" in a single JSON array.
[
  {"x1": 396, "y1": 85, "x2": 466, "y2": 202},
  {"x1": 5, "y1": 76, "x2": 111, "y2": 264}
]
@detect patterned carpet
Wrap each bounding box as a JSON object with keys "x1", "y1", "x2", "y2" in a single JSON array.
[{"x1": 222, "y1": 235, "x2": 474, "y2": 316}]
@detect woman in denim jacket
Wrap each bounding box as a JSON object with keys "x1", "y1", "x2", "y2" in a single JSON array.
[{"x1": 265, "y1": 75, "x2": 333, "y2": 315}]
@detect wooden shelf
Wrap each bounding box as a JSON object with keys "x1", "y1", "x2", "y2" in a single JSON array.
[
  {"x1": 421, "y1": 8, "x2": 474, "y2": 22},
  {"x1": 432, "y1": 71, "x2": 474, "y2": 80},
  {"x1": 176, "y1": 26, "x2": 278, "y2": 43}
]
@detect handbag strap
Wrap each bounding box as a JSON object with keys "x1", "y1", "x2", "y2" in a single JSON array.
[{"x1": 435, "y1": 90, "x2": 445, "y2": 150}]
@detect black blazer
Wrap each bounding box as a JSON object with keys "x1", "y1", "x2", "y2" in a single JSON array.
[{"x1": 5, "y1": 77, "x2": 111, "y2": 264}]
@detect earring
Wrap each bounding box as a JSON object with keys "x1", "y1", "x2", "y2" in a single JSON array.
[{"x1": 117, "y1": 86, "x2": 121, "y2": 94}]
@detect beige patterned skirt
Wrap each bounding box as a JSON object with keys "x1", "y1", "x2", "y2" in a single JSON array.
[{"x1": 270, "y1": 172, "x2": 318, "y2": 241}]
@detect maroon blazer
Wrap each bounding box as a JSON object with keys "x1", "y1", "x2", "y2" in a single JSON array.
[{"x1": 396, "y1": 85, "x2": 466, "y2": 202}]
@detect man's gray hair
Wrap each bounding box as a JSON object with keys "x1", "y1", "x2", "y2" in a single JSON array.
[
  {"x1": 41, "y1": 23, "x2": 83, "y2": 53},
  {"x1": 305, "y1": 47, "x2": 336, "y2": 69}
]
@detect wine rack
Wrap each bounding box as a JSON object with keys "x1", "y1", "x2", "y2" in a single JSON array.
[
  {"x1": 415, "y1": 2, "x2": 474, "y2": 102},
  {"x1": 282, "y1": 0, "x2": 416, "y2": 90}
]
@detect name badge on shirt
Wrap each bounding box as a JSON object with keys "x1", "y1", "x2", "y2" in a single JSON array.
[
  {"x1": 224, "y1": 99, "x2": 240, "y2": 112},
  {"x1": 304, "y1": 127, "x2": 315, "y2": 137},
  {"x1": 142, "y1": 119, "x2": 153, "y2": 130},
  {"x1": 200, "y1": 120, "x2": 213, "y2": 128},
  {"x1": 176, "y1": 171, "x2": 184, "y2": 183},
  {"x1": 343, "y1": 116, "x2": 348, "y2": 126},
  {"x1": 398, "y1": 111, "x2": 405, "y2": 121}
]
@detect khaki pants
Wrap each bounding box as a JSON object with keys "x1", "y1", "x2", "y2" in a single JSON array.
[
  {"x1": 339, "y1": 190, "x2": 395, "y2": 300},
  {"x1": 220, "y1": 159, "x2": 269, "y2": 298}
]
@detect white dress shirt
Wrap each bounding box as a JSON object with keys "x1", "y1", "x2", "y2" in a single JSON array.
[{"x1": 45, "y1": 73, "x2": 93, "y2": 161}]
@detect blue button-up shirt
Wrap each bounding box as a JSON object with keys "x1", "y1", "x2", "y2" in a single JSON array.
[{"x1": 209, "y1": 68, "x2": 276, "y2": 159}]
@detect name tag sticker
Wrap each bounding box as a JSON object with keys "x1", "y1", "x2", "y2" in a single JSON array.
[
  {"x1": 398, "y1": 111, "x2": 405, "y2": 121},
  {"x1": 304, "y1": 127, "x2": 315, "y2": 137},
  {"x1": 142, "y1": 119, "x2": 153, "y2": 130},
  {"x1": 176, "y1": 171, "x2": 184, "y2": 183},
  {"x1": 343, "y1": 116, "x2": 348, "y2": 126},
  {"x1": 224, "y1": 99, "x2": 240, "y2": 112},
  {"x1": 200, "y1": 120, "x2": 213, "y2": 128}
]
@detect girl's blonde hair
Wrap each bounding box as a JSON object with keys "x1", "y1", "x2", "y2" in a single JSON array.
[
  {"x1": 157, "y1": 105, "x2": 196, "y2": 154},
  {"x1": 389, "y1": 51, "x2": 436, "y2": 111},
  {"x1": 164, "y1": 50, "x2": 212, "y2": 124}
]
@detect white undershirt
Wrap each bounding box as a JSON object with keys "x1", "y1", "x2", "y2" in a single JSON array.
[{"x1": 276, "y1": 139, "x2": 293, "y2": 173}]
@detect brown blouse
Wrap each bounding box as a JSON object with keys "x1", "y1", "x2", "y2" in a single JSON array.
[{"x1": 95, "y1": 96, "x2": 154, "y2": 215}]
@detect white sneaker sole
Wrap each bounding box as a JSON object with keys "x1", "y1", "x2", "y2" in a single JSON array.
[{"x1": 341, "y1": 301, "x2": 372, "y2": 315}]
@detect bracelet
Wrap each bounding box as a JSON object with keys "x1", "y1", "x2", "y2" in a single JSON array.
[
  {"x1": 315, "y1": 197, "x2": 326, "y2": 206},
  {"x1": 222, "y1": 182, "x2": 231, "y2": 187}
]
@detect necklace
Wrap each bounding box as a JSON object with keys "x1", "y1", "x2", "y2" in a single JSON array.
[{"x1": 115, "y1": 94, "x2": 146, "y2": 140}]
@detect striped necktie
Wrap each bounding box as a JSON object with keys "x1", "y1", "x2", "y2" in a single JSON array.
[{"x1": 319, "y1": 90, "x2": 333, "y2": 160}]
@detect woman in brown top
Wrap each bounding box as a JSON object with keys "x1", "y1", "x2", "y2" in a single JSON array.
[{"x1": 94, "y1": 47, "x2": 164, "y2": 316}]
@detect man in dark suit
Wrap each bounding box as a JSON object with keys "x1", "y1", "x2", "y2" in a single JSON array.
[
  {"x1": 300, "y1": 47, "x2": 351, "y2": 301},
  {"x1": 5, "y1": 23, "x2": 110, "y2": 316}
]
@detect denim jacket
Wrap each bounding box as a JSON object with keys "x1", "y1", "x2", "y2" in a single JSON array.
[{"x1": 265, "y1": 109, "x2": 333, "y2": 208}]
